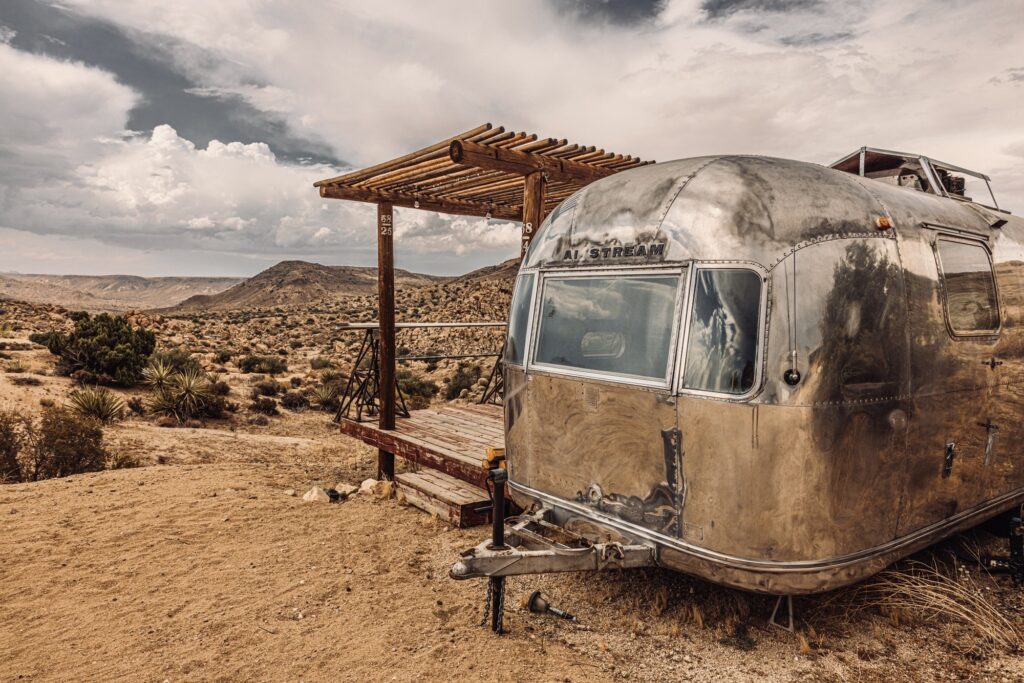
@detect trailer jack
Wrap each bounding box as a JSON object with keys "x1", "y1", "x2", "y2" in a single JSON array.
[
  {"x1": 452, "y1": 473, "x2": 656, "y2": 633},
  {"x1": 981, "y1": 508, "x2": 1024, "y2": 585}
]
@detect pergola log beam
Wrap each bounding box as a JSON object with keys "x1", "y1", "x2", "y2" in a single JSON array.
[
  {"x1": 320, "y1": 184, "x2": 519, "y2": 220},
  {"x1": 449, "y1": 139, "x2": 615, "y2": 185}
]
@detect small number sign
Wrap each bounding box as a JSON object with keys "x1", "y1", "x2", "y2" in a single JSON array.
[{"x1": 380, "y1": 214, "x2": 393, "y2": 236}]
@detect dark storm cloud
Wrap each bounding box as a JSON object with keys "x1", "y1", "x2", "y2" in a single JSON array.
[
  {"x1": 550, "y1": 0, "x2": 666, "y2": 26},
  {"x1": 700, "y1": 0, "x2": 820, "y2": 20},
  {"x1": 0, "y1": 0, "x2": 342, "y2": 166},
  {"x1": 779, "y1": 30, "x2": 854, "y2": 46},
  {"x1": 1008, "y1": 67, "x2": 1024, "y2": 82}
]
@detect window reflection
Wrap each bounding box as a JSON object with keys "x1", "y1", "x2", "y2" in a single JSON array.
[
  {"x1": 936, "y1": 240, "x2": 999, "y2": 334},
  {"x1": 682, "y1": 269, "x2": 762, "y2": 394},
  {"x1": 534, "y1": 275, "x2": 679, "y2": 381},
  {"x1": 505, "y1": 273, "x2": 535, "y2": 365}
]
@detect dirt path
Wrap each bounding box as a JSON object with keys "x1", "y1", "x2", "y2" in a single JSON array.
[{"x1": 3, "y1": 459, "x2": 1023, "y2": 682}]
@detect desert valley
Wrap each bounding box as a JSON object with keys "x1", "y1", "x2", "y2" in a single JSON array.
[{"x1": 2, "y1": 259, "x2": 1024, "y2": 682}]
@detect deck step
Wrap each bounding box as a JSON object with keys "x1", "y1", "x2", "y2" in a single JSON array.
[{"x1": 394, "y1": 469, "x2": 491, "y2": 528}]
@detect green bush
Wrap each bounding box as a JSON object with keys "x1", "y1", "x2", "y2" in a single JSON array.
[
  {"x1": 150, "y1": 349, "x2": 201, "y2": 375},
  {"x1": 280, "y1": 391, "x2": 309, "y2": 411},
  {"x1": 249, "y1": 397, "x2": 278, "y2": 415},
  {"x1": 444, "y1": 363, "x2": 481, "y2": 400},
  {"x1": 17, "y1": 408, "x2": 108, "y2": 482},
  {"x1": 68, "y1": 388, "x2": 126, "y2": 423},
  {"x1": 40, "y1": 313, "x2": 155, "y2": 386},
  {"x1": 310, "y1": 356, "x2": 332, "y2": 370},
  {"x1": 0, "y1": 410, "x2": 27, "y2": 483},
  {"x1": 214, "y1": 350, "x2": 233, "y2": 364},
  {"x1": 142, "y1": 357, "x2": 175, "y2": 390},
  {"x1": 398, "y1": 369, "x2": 439, "y2": 409},
  {"x1": 252, "y1": 380, "x2": 283, "y2": 397},
  {"x1": 238, "y1": 355, "x2": 287, "y2": 375}
]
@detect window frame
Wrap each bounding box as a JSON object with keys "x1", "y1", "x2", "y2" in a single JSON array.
[
  {"x1": 527, "y1": 265, "x2": 687, "y2": 390},
  {"x1": 504, "y1": 271, "x2": 537, "y2": 368},
  {"x1": 932, "y1": 235, "x2": 1002, "y2": 340},
  {"x1": 674, "y1": 263, "x2": 769, "y2": 401}
]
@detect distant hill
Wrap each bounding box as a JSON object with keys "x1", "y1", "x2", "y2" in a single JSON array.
[
  {"x1": 0, "y1": 273, "x2": 242, "y2": 312},
  {"x1": 449, "y1": 258, "x2": 521, "y2": 286},
  {"x1": 166, "y1": 260, "x2": 449, "y2": 313}
]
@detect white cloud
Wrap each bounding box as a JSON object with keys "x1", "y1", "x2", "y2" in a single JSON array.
[{"x1": 1, "y1": 0, "x2": 1023, "y2": 276}]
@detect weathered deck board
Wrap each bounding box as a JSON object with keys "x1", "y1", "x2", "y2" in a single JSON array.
[
  {"x1": 338, "y1": 404, "x2": 504, "y2": 489},
  {"x1": 394, "y1": 469, "x2": 491, "y2": 528}
]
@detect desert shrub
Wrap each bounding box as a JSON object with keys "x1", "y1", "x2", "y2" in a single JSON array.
[
  {"x1": 249, "y1": 397, "x2": 279, "y2": 415},
  {"x1": 253, "y1": 380, "x2": 282, "y2": 397},
  {"x1": 10, "y1": 376, "x2": 42, "y2": 386},
  {"x1": 444, "y1": 363, "x2": 481, "y2": 400},
  {"x1": 214, "y1": 350, "x2": 233, "y2": 364},
  {"x1": 280, "y1": 391, "x2": 309, "y2": 411},
  {"x1": 68, "y1": 387, "x2": 125, "y2": 423},
  {"x1": 0, "y1": 410, "x2": 27, "y2": 483},
  {"x1": 289, "y1": 376, "x2": 302, "y2": 388},
  {"x1": 150, "y1": 349, "x2": 201, "y2": 375},
  {"x1": 126, "y1": 396, "x2": 145, "y2": 415},
  {"x1": 40, "y1": 313, "x2": 156, "y2": 386},
  {"x1": 289, "y1": 339, "x2": 302, "y2": 349},
  {"x1": 309, "y1": 356, "x2": 332, "y2": 370},
  {"x1": 310, "y1": 384, "x2": 339, "y2": 411},
  {"x1": 238, "y1": 355, "x2": 287, "y2": 375},
  {"x1": 20, "y1": 409, "x2": 108, "y2": 481},
  {"x1": 398, "y1": 369, "x2": 439, "y2": 409},
  {"x1": 320, "y1": 369, "x2": 347, "y2": 384},
  {"x1": 210, "y1": 380, "x2": 231, "y2": 396},
  {"x1": 5, "y1": 363, "x2": 26, "y2": 373},
  {"x1": 29, "y1": 331, "x2": 66, "y2": 354}
]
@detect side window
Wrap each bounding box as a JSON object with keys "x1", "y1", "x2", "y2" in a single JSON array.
[
  {"x1": 682, "y1": 268, "x2": 763, "y2": 395},
  {"x1": 935, "y1": 238, "x2": 999, "y2": 335},
  {"x1": 505, "y1": 273, "x2": 534, "y2": 365}
]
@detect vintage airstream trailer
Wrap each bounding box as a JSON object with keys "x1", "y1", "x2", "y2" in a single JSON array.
[{"x1": 452, "y1": 148, "x2": 1024, "y2": 599}]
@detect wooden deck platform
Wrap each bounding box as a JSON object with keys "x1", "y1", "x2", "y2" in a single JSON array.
[{"x1": 338, "y1": 404, "x2": 504, "y2": 490}]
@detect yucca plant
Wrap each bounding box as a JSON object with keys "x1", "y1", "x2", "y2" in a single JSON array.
[
  {"x1": 171, "y1": 368, "x2": 214, "y2": 418},
  {"x1": 142, "y1": 357, "x2": 175, "y2": 390},
  {"x1": 310, "y1": 384, "x2": 339, "y2": 411},
  {"x1": 68, "y1": 387, "x2": 126, "y2": 423}
]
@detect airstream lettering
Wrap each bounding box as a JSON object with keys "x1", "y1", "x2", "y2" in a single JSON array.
[
  {"x1": 560, "y1": 241, "x2": 667, "y2": 261},
  {"x1": 452, "y1": 149, "x2": 1024, "y2": 598}
]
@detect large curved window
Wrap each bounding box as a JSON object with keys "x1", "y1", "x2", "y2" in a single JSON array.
[
  {"x1": 533, "y1": 274, "x2": 680, "y2": 383},
  {"x1": 505, "y1": 273, "x2": 535, "y2": 366},
  {"x1": 682, "y1": 268, "x2": 763, "y2": 395}
]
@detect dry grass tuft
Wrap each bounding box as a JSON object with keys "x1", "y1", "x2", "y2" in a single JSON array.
[{"x1": 843, "y1": 560, "x2": 1022, "y2": 653}]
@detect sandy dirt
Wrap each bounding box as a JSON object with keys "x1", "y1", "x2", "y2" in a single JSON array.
[{"x1": 3, "y1": 319, "x2": 1024, "y2": 681}]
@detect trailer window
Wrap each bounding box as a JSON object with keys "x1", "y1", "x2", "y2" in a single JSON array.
[
  {"x1": 534, "y1": 275, "x2": 679, "y2": 383},
  {"x1": 936, "y1": 239, "x2": 999, "y2": 335},
  {"x1": 505, "y1": 273, "x2": 534, "y2": 366},
  {"x1": 682, "y1": 269, "x2": 762, "y2": 395}
]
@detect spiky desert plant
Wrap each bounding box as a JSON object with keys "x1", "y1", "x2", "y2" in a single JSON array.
[
  {"x1": 142, "y1": 357, "x2": 175, "y2": 390},
  {"x1": 310, "y1": 384, "x2": 339, "y2": 411},
  {"x1": 67, "y1": 387, "x2": 125, "y2": 423},
  {"x1": 169, "y1": 368, "x2": 213, "y2": 419}
]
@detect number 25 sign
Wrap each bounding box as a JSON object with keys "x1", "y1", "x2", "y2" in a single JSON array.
[{"x1": 380, "y1": 214, "x2": 393, "y2": 236}]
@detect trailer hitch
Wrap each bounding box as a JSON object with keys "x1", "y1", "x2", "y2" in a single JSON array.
[{"x1": 452, "y1": 482, "x2": 655, "y2": 633}]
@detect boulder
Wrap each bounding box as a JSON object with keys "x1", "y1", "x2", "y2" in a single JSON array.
[
  {"x1": 302, "y1": 486, "x2": 332, "y2": 503},
  {"x1": 334, "y1": 482, "x2": 358, "y2": 499},
  {"x1": 359, "y1": 478, "x2": 377, "y2": 494}
]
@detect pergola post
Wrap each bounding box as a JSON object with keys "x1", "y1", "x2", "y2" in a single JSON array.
[
  {"x1": 521, "y1": 171, "x2": 545, "y2": 257},
  {"x1": 376, "y1": 202, "x2": 396, "y2": 480}
]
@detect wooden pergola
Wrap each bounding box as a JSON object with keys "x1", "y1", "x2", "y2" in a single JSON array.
[{"x1": 315, "y1": 123, "x2": 650, "y2": 480}]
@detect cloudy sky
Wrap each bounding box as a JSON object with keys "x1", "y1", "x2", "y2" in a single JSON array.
[{"x1": 0, "y1": 0, "x2": 1022, "y2": 277}]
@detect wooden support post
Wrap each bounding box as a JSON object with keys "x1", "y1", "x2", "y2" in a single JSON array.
[
  {"x1": 377, "y1": 202, "x2": 396, "y2": 480},
  {"x1": 521, "y1": 171, "x2": 545, "y2": 257}
]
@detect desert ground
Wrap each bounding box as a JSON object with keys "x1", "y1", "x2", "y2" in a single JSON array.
[{"x1": 2, "y1": 274, "x2": 1024, "y2": 682}]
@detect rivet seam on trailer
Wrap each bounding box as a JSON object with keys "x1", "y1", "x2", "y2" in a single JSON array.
[{"x1": 655, "y1": 157, "x2": 726, "y2": 231}]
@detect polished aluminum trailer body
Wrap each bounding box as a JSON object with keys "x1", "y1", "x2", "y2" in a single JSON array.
[{"x1": 500, "y1": 154, "x2": 1024, "y2": 594}]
